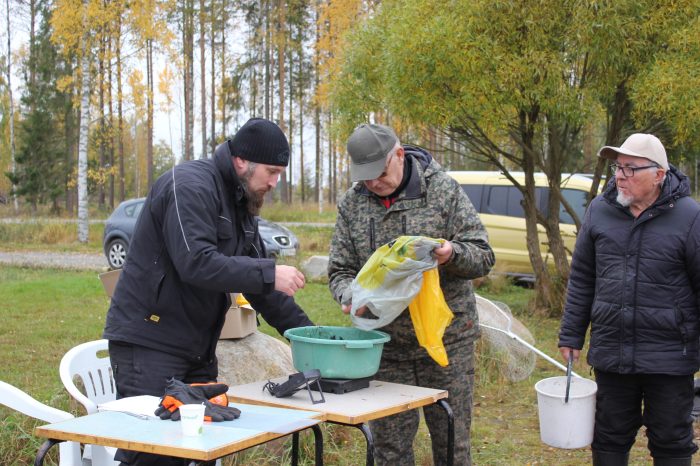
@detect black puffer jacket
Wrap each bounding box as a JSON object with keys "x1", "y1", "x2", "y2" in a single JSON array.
[
  {"x1": 559, "y1": 165, "x2": 700, "y2": 375},
  {"x1": 104, "y1": 145, "x2": 312, "y2": 364}
]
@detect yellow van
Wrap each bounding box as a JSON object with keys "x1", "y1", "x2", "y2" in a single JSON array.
[{"x1": 448, "y1": 171, "x2": 595, "y2": 278}]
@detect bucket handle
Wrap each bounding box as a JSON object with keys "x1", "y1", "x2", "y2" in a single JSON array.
[
  {"x1": 345, "y1": 341, "x2": 374, "y2": 349},
  {"x1": 565, "y1": 350, "x2": 573, "y2": 403}
]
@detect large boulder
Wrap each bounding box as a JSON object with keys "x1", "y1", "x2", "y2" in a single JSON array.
[{"x1": 216, "y1": 331, "x2": 295, "y2": 386}]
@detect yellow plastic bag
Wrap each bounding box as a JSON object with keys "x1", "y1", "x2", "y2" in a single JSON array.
[
  {"x1": 235, "y1": 294, "x2": 250, "y2": 306},
  {"x1": 350, "y1": 236, "x2": 442, "y2": 329},
  {"x1": 408, "y1": 268, "x2": 454, "y2": 367}
]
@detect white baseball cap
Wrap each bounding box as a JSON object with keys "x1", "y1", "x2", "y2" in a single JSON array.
[{"x1": 598, "y1": 133, "x2": 668, "y2": 170}]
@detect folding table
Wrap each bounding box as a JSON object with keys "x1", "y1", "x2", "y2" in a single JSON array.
[
  {"x1": 34, "y1": 402, "x2": 324, "y2": 465},
  {"x1": 227, "y1": 379, "x2": 454, "y2": 466}
]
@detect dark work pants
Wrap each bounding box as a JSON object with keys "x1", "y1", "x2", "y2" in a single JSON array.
[
  {"x1": 369, "y1": 341, "x2": 474, "y2": 466},
  {"x1": 108, "y1": 340, "x2": 218, "y2": 466},
  {"x1": 592, "y1": 369, "x2": 698, "y2": 459}
]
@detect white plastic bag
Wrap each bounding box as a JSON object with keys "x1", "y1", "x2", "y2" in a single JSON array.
[{"x1": 349, "y1": 236, "x2": 441, "y2": 330}]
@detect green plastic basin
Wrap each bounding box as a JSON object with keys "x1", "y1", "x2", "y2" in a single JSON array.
[{"x1": 283, "y1": 326, "x2": 391, "y2": 379}]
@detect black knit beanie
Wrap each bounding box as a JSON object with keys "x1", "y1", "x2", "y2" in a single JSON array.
[{"x1": 229, "y1": 118, "x2": 290, "y2": 166}]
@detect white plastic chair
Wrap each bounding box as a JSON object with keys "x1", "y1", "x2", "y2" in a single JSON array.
[
  {"x1": 0, "y1": 380, "x2": 82, "y2": 466},
  {"x1": 59, "y1": 339, "x2": 118, "y2": 466},
  {"x1": 60, "y1": 339, "x2": 223, "y2": 466},
  {"x1": 59, "y1": 339, "x2": 116, "y2": 413}
]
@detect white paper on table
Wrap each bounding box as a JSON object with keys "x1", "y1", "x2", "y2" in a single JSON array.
[{"x1": 98, "y1": 395, "x2": 161, "y2": 418}]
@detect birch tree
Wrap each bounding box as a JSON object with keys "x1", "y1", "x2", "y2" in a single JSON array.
[
  {"x1": 51, "y1": 0, "x2": 101, "y2": 240},
  {"x1": 75, "y1": 3, "x2": 91, "y2": 242}
]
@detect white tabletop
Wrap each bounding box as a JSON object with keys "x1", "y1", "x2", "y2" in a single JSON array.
[
  {"x1": 36, "y1": 401, "x2": 322, "y2": 461},
  {"x1": 228, "y1": 379, "x2": 448, "y2": 424}
]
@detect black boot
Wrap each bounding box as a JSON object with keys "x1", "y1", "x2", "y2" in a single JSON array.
[
  {"x1": 592, "y1": 450, "x2": 629, "y2": 466},
  {"x1": 653, "y1": 458, "x2": 692, "y2": 466}
]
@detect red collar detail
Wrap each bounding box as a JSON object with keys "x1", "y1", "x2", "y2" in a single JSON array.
[{"x1": 380, "y1": 197, "x2": 397, "y2": 209}]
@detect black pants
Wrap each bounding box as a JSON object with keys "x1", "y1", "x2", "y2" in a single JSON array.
[
  {"x1": 592, "y1": 369, "x2": 698, "y2": 458},
  {"x1": 108, "y1": 340, "x2": 218, "y2": 466}
]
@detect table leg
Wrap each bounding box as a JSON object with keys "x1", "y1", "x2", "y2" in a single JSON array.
[
  {"x1": 292, "y1": 432, "x2": 299, "y2": 466},
  {"x1": 311, "y1": 424, "x2": 323, "y2": 466},
  {"x1": 34, "y1": 439, "x2": 61, "y2": 466},
  {"x1": 353, "y1": 423, "x2": 374, "y2": 466},
  {"x1": 290, "y1": 425, "x2": 324, "y2": 466},
  {"x1": 437, "y1": 399, "x2": 454, "y2": 466}
]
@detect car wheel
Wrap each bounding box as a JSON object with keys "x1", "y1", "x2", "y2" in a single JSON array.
[{"x1": 107, "y1": 239, "x2": 128, "y2": 269}]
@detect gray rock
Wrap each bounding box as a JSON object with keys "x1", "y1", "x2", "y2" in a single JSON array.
[
  {"x1": 301, "y1": 255, "x2": 329, "y2": 281},
  {"x1": 216, "y1": 331, "x2": 295, "y2": 386}
]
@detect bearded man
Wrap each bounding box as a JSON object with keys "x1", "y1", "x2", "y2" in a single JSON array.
[{"x1": 103, "y1": 118, "x2": 312, "y2": 466}]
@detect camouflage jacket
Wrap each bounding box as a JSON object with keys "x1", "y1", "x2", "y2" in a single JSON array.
[{"x1": 328, "y1": 146, "x2": 495, "y2": 361}]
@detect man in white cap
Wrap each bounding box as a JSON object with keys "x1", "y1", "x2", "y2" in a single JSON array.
[{"x1": 559, "y1": 133, "x2": 700, "y2": 465}]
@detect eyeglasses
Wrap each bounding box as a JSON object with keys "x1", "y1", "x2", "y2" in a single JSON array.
[
  {"x1": 609, "y1": 163, "x2": 659, "y2": 177},
  {"x1": 373, "y1": 153, "x2": 395, "y2": 181}
]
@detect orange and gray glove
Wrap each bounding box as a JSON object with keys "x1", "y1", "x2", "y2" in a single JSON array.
[{"x1": 154, "y1": 378, "x2": 241, "y2": 422}]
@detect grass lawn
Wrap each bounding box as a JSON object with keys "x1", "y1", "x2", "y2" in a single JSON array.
[{"x1": 0, "y1": 265, "x2": 661, "y2": 465}]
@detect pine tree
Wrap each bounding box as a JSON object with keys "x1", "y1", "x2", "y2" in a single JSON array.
[{"x1": 9, "y1": 2, "x2": 72, "y2": 213}]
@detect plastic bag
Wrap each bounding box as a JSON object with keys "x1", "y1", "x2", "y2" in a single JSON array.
[
  {"x1": 349, "y1": 235, "x2": 454, "y2": 366},
  {"x1": 350, "y1": 236, "x2": 441, "y2": 330},
  {"x1": 235, "y1": 294, "x2": 249, "y2": 306},
  {"x1": 408, "y1": 268, "x2": 454, "y2": 367}
]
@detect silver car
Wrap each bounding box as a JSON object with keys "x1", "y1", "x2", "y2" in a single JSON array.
[{"x1": 103, "y1": 198, "x2": 299, "y2": 269}]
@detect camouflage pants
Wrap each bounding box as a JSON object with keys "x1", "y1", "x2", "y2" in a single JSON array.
[{"x1": 369, "y1": 341, "x2": 475, "y2": 466}]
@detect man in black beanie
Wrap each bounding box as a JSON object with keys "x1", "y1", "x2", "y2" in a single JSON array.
[{"x1": 103, "y1": 117, "x2": 312, "y2": 466}]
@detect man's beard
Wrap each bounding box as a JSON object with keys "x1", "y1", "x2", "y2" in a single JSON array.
[
  {"x1": 616, "y1": 190, "x2": 632, "y2": 207},
  {"x1": 240, "y1": 165, "x2": 266, "y2": 216}
]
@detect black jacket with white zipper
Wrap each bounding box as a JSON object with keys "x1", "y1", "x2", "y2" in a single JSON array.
[
  {"x1": 103, "y1": 145, "x2": 312, "y2": 364},
  {"x1": 559, "y1": 166, "x2": 700, "y2": 375}
]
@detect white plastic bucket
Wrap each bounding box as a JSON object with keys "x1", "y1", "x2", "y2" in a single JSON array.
[{"x1": 535, "y1": 376, "x2": 597, "y2": 449}]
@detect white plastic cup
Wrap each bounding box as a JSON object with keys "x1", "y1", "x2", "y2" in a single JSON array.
[{"x1": 179, "y1": 404, "x2": 205, "y2": 436}]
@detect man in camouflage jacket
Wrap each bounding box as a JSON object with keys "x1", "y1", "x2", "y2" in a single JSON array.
[{"x1": 328, "y1": 123, "x2": 495, "y2": 465}]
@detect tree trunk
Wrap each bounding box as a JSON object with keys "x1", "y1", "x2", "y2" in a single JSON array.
[
  {"x1": 199, "y1": 0, "x2": 207, "y2": 158},
  {"x1": 287, "y1": 46, "x2": 293, "y2": 203},
  {"x1": 327, "y1": 113, "x2": 334, "y2": 204},
  {"x1": 64, "y1": 91, "x2": 76, "y2": 214},
  {"x1": 539, "y1": 124, "x2": 571, "y2": 315},
  {"x1": 314, "y1": 0, "x2": 321, "y2": 206},
  {"x1": 77, "y1": 12, "x2": 91, "y2": 243},
  {"x1": 506, "y1": 110, "x2": 555, "y2": 314},
  {"x1": 210, "y1": 0, "x2": 216, "y2": 153},
  {"x1": 264, "y1": 0, "x2": 271, "y2": 119},
  {"x1": 220, "y1": 2, "x2": 226, "y2": 138},
  {"x1": 6, "y1": 0, "x2": 18, "y2": 211},
  {"x1": 115, "y1": 15, "x2": 124, "y2": 204},
  {"x1": 589, "y1": 82, "x2": 632, "y2": 201},
  {"x1": 28, "y1": 0, "x2": 36, "y2": 92},
  {"x1": 277, "y1": 0, "x2": 288, "y2": 203},
  {"x1": 298, "y1": 52, "x2": 305, "y2": 203},
  {"x1": 134, "y1": 110, "x2": 140, "y2": 196},
  {"x1": 108, "y1": 32, "x2": 116, "y2": 206},
  {"x1": 147, "y1": 39, "x2": 154, "y2": 186},
  {"x1": 183, "y1": 0, "x2": 195, "y2": 161},
  {"x1": 98, "y1": 30, "x2": 106, "y2": 209}
]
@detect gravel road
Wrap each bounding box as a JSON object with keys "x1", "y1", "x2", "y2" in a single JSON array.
[
  {"x1": 0, "y1": 220, "x2": 332, "y2": 273},
  {"x1": 0, "y1": 251, "x2": 108, "y2": 271}
]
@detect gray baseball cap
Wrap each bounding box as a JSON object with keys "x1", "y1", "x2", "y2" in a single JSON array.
[{"x1": 347, "y1": 124, "x2": 399, "y2": 182}]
